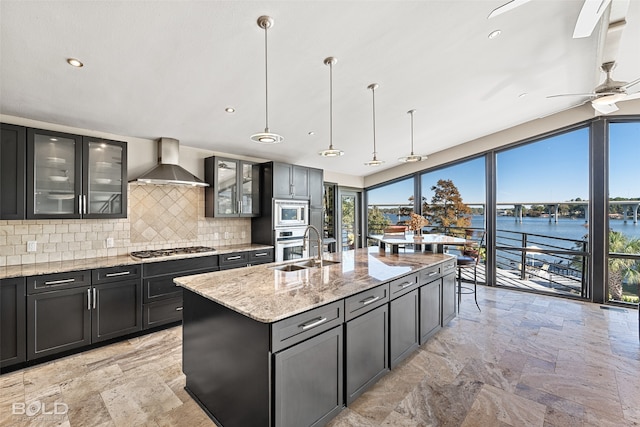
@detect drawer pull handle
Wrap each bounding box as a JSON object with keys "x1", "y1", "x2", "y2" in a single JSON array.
[
  {"x1": 299, "y1": 317, "x2": 328, "y2": 330},
  {"x1": 175, "y1": 307, "x2": 184, "y2": 311},
  {"x1": 254, "y1": 253, "x2": 268, "y2": 257},
  {"x1": 444, "y1": 265, "x2": 454, "y2": 270},
  {"x1": 105, "y1": 271, "x2": 131, "y2": 277},
  {"x1": 427, "y1": 271, "x2": 438, "y2": 277},
  {"x1": 398, "y1": 281, "x2": 413, "y2": 289},
  {"x1": 227, "y1": 256, "x2": 242, "y2": 261},
  {"x1": 44, "y1": 278, "x2": 75, "y2": 285},
  {"x1": 361, "y1": 295, "x2": 380, "y2": 305}
]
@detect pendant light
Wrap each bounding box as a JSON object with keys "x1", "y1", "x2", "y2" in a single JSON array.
[
  {"x1": 318, "y1": 57, "x2": 344, "y2": 157},
  {"x1": 398, "y1": 109, "x2": 428, "y2": 162},
  {"x1": 364, "y1": 83, "x2": 384, "y2": 166},
  {"x1": 250, "y1": 16, "x2": 284, "y2": 144}
]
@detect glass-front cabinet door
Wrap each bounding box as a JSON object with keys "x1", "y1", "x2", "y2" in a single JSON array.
[
  {"x1": 27, "y1": 129, "x2": 82, "y2": 218},
  {"x1": 84, "y1": 139, "x2": 126, "y2": 217},
  {"x1": 240, "y1": 162, "x2": 258, "y2": 216},
  {"x1": 216, "y1": 158, "x2": 239, "y2": 216},
  {"x1": 27, "y1": 129, "x2": 127, "y2": 219}
]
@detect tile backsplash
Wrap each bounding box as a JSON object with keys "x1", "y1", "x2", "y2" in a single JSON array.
[{"x1": 0, "y1": 183, "x2": 251, "y2": 266}]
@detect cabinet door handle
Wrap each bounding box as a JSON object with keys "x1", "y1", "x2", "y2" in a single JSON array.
[
  {"x1": 361, "y1": 295, "x2": 380, "y2": 305},
  {"x1": 44, "y1": 278, "x2": 75, "y2": 285},
  {"x1": 427, "y1": 271, "x2": 438, "y2": 277},
  {"x1": 226, "y1": 255, "x2": 242, "y2": 261},
  {"x1": 83, "y1": 194, "x2": 87, "y2": 214},
  {"x1": 175, "y1": 307, "x2": 184, "y2": 311},
  {"x1": 105, "y1": 271, "x2": 131, "y2": 277},
  {"x1": 299, "y1": 317, "x2": 328, "y2": 330},
  {"x1": 87, "y1": 289, "x2": 91, "y2": 310},
  {"x1": 254, "y1": 252, "x2": 268, "y2": 257},
  {"x1": 78, "y1": 195, "x2": 83, "y2": 214},
  {"x1": 398, "y1": 281, "x2": 413, "y2": 289},
  {"x1": 92, "y1": 288, "x2": 96, "y2": 309},
  {"x1": 290, "y1": 184, "x2": 294, "y2": 195},
  {"x1": 237, "y1": 200, "x2": 242, "y2": 213}
]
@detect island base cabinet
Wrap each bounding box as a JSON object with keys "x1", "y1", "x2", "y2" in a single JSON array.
[
  {"x1": 419, "y1": 279, "x2": 442, "y2": 344},
  {"x1": 390, "y1": 290, "x2": 419, "y2": 368},
  {"x1": 442, "y1": 272, "x2": 456, "y2": 325},
  {"x1": 274, "y1": 326, "x2": 344, "y2": 427},
  {"x1": 345, "y1": 304, "x2": 389, "y2": 405}
]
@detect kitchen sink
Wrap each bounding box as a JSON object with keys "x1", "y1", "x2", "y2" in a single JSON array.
[{"x1": 269, "y1": 259, "x2": 341, "y2": 271}]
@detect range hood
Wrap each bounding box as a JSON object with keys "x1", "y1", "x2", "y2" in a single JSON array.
[{"x1": 133, "y1": 138, "x2": 208, "y2": 187}]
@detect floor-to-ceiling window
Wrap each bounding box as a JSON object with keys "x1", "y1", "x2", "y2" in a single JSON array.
[
  {"x1": 608, "y1": 121, "x2": 640, "y2": 304},
  {"x1": 494, "y1": 127, "x2": 590, "y2": 298},
  {"x1": 366, "y1": 177, "x2": 414, "y2": 246}
]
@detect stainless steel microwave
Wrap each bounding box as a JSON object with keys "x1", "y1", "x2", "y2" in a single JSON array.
[{"x1": 273, "y1": 199, "x2": 309, "y2": 228}]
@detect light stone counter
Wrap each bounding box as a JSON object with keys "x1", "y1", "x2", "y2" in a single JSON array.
[
  {"x1": 0, "y1": 243, "x2": 273, "y2": 279},
  {"x1": 174, "y1": 247, "x2": 454, "y2": 323}
]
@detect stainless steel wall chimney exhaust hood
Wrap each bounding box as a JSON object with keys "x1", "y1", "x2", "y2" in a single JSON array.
[{"x1": 133, "y1": 138, "x2": 208, "y2": 187}]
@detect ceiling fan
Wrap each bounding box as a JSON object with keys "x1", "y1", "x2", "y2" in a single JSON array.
[
  {"x1": 547, "y1": 62, "x2": 640, "y2": 114},
  {"x1": 488, "y1": 0, "x2": 612, "y2": 38}
]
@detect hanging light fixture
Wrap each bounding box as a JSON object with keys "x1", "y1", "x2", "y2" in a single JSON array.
[
  {"x1": 364, "y1": 83, "x2": 384, "y2": 166},
  {"x1": 250, "y1": 16, "x2": 284, "y2": 144},
  {"x1": 398, "y1": 109, "x2": 427, "y2": 162},
  {"x1": 318, "y1": 57, "x2": 344, "y2": 157}
]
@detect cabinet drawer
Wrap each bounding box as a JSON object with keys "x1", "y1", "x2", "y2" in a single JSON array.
[
  {"x1": 142, "y1": 256, "x2": 218, "y2": 277},
  {"x1": 271, "y1": 300, "x2": 344, "y2": 352},
  {"x1": 143, "y1": 276, "x2": 183, "y2": 303},
  {"x1": 219, "y1": 252, "x2": 249, "y2": 267},
  {"x1": 143, "y1": 297, "x2": 183, "y2": 329},
  {"x1": 27, "y1": 270, "x2": 91, "y2": 294},
  {"x1": 441, "y1": 260, "x2": 457, "y2": 276},
  {"x1": 249, "y1": 248, "x2": 273, "y2": 263},
  {"x1": 389, "y1": 273, "x2": 419, "y2": 299},
  {"x1": 92, "y1": 264, "x2": 141, "y2": 284},
  {"x1": 344, "y1": 283, "x2": 389, "y2": 321},
  {"x1": 420, "y1": 265, "x2": 441, "y2": 283}
]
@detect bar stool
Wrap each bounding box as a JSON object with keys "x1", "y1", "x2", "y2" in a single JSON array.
[{"x1": 455, "y1": 230, "x2": 485, "y2": 312}]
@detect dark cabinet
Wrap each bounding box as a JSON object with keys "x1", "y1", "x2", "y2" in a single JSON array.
[
  {"x1": 442, "y1": 269, "x2": 457, "y2": 325},
  {"x1": 390, "y1": 289, "x2": 419, "y2": 368},
  {"x1": 273, "y1": 325, "x2": 343, "y2": 427},
  {"x1": 419, "y1": 278, "x2": 442, "y2": 344},
  {"x1": 26, "y1": 128, "x2": 127, "y2": 219},
  {"x1": 141, "y1": 256, "x2": 218, "y2": 329},
  {"x1": 308, "y1": 167, "x2": 323, "y2": 208},
  {"x1": 272, "y1": 162, "x2": 309, "y2": 199},
  {"x1": 1, "y1": 277, "x2": 26, "y2": 368},
  {"x1": 345, "y1": 304, "x2": 389, "y2": 404},
  {"x1": 0, "y1": 123, "x2": 26, "y2": 219},
  {"x1": 92, "y1": 280, "x2": 142, "y2": 343},
  {"x1": 204, "y1": 156, "x2": 259, "y2": 217},
  {"x1": 219, "y1": 249, "x2": 274, "y2": 270}
]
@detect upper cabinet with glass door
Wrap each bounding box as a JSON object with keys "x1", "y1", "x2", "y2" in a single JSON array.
[
  {"x1": 26, "y1": 129, "x2": 127, "y2": 219},
  {"x1": 204, "y1": 156, "x2": 259, "y2": 217}
]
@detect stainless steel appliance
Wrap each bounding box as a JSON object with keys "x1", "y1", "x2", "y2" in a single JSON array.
[
  {"x1": 274, "y1": 227, "x2": 308, "y2": 262},
  {"x1": 273, "y1": 199, "x2": 309, "y2": 228},
  {"x1": 130, "y1": 246, "x2": 215, "y2": 259}
]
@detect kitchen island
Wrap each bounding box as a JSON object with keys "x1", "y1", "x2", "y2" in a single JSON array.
[{"x1": 174, "y1": 247, "x2": 457, "y2": 427}]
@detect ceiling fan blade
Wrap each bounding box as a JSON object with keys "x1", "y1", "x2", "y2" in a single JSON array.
[
  {"x1": 546, "y1": 93, "x2": 596, "y2": 99},
  {"x1": 622, "y1": 92, "x2": 640, "y2": 101},
  {"x1": 592, "y1": 102, "x2": 619, "y2": 114},
  {"x1": 573, "y1": 0, "x2": 612, "y2": 38},
  {"x1": 487, "y1": 0, "x2": 532, "y2": 19},
  {"x1": 623, "y1": 76, "x2": 640, "y2": 90}
]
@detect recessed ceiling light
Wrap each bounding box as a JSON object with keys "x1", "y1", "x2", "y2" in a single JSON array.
[
  {"x1": 225, "y1": 107, "x2": 235, "y2": 113},
  {"x1": 66, "y1": 58, "x2": 83, "y2": 67},
  {"x1": 519, "y1": 93, "x2": 528, "y2": 98},
  {"x1": 308, "y1": 131, "x2": 315, "y2": 136},
  {"x1": 488, "y1": 30, "x2": 501, "y2": 39},
  {"x1": 50, "y1": 138, "x2": 58, "y2": 141}
]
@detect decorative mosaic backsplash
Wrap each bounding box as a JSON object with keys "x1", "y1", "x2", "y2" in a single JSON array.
[{"x1": 0, "y1": 183, "x2": 251, "y2": 266}]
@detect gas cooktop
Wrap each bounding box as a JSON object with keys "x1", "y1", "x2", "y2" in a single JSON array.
[{"x1": 130, "y1": 246, "x2": 215, "y2": 259}]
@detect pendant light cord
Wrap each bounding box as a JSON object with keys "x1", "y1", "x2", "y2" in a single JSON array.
[
  {"x1": 329, "y1": 60, "x2": 333, "y2": 149},
  {"x1": 372, "y1": 86, "x2": 377, "y2": 158},
  {"x1": 410, "y1": 110, "x2": 415, "y2": 155},
  {"x1": 263, "y1": 24, "x2": 270, "y2": 132}
]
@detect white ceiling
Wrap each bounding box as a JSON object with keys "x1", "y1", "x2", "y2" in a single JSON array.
[{"x1": 1, "y1": 1, "x2": 639, "y2": 178}]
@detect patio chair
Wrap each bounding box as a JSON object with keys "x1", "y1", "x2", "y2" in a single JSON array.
[{"x1": 454, "y1": 230, "x2": 485, "y2": 312}]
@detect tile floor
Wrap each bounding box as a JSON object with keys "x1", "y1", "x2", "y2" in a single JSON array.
[{"x1": 1, "y1": 286, "x2": 638, "y2": 427}]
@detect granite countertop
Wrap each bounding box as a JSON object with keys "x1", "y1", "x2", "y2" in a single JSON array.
[
  {"x1": 174, "y1": 247, "x2": 454, "y2": 323},
  {"x1": 0, "y1": 243, "x2": 273, "y2": 279}
]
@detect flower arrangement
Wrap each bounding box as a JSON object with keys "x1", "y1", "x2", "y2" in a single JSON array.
[{"x1": 407, "y1": 213, "x2": 429, "y2": 234}]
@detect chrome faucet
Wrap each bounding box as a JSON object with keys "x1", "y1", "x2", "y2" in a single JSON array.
[{"x1": 303, "y1": 224, "x2": 323, "y2": 268}]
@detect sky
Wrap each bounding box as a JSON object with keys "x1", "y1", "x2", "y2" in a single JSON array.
[{"x1": 367, "y1": 122, "x2": 639, "y2": 206}]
